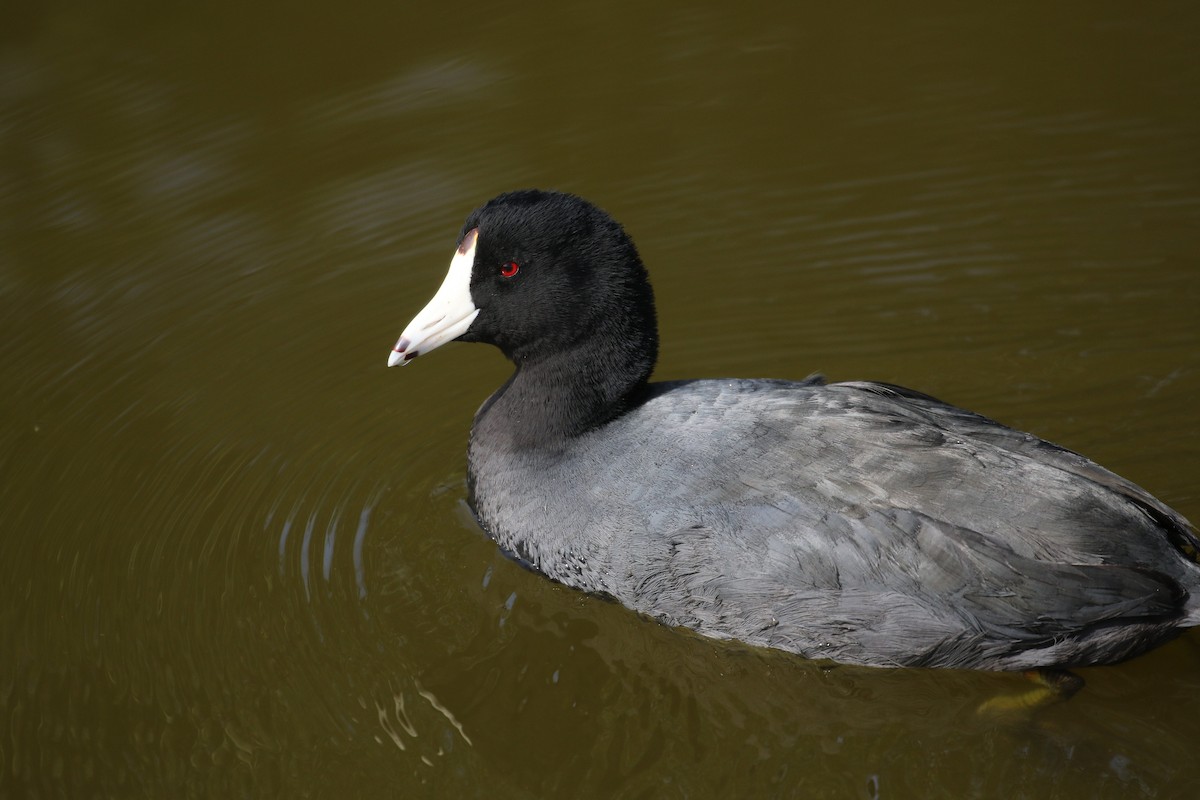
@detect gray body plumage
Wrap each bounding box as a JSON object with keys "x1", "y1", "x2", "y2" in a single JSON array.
[{"x1": 470, "y1": 376, "x2": 1199, "y2": 670}]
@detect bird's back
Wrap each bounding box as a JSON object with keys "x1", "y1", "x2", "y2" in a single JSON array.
[{"x1": 468, "y1": 377, "x2": 1200, "y2": 669}]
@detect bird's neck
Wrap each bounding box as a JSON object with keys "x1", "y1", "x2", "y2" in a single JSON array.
[{"x1": 473, "y1": 339, "x2": 654, "y2": 449}]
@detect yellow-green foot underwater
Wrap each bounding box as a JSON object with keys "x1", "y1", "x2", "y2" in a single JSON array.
[{"x1": 976, "y1": 670, "x2": 1085, "y2": 717}]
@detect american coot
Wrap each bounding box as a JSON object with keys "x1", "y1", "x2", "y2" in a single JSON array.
[{"x1": 388, "y1": 189, "x2": 1199, "y2": 671}]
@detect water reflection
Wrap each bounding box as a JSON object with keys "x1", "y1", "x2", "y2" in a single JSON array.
[{"x1": 410, "y1": 554, "x2": 1200, "y2": 798}]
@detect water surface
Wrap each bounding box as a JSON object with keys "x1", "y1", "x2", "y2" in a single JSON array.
[{"x1": 3, "y1": 3, "x2": 1199, "y2": 798}]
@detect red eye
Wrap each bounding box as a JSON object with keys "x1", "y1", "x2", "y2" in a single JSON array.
[{"x1": 500, "y1": 261, "x2": 520, "y2": 278}]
